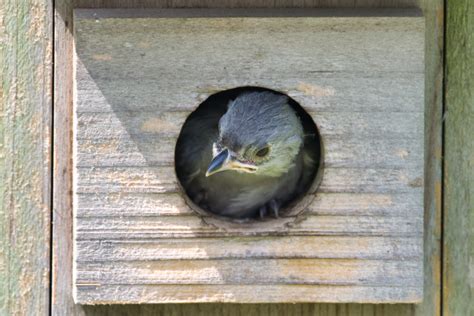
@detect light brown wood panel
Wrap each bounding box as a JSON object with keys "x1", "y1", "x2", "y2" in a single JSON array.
[
  {"x1": 76, "y1": 259, "x2": 422, "y2": 286},
  {"x1": 77, "y1": 284, "x2": 422, "y2": 304},
  {"x1": 413, "y1": 1, "x2": 444, "y2": 315},
  {"x1": 51, "y1": 0, "x2": 445, "y2": 315},
  {"x1": 73, "y1": 10, "x2": 424, "y2": 304},
  {"x1": 76, "y1": 192, "x2": 422, "y2": 217},
  {"x1": 76, "y1": 215, "x2": 423, "y2": 239},
  {"x1": 52, "y1": 1, "x2": 86, "y2": 315},
  {"x1": 75, "y1": 166, "x2": 423, "y2": 194},
  {"x1": 76, "y1": 236, "x2": 422, "y2": 261},
  {"x1": 0, "y1": 0, "x2": 52, "y2": 315}
]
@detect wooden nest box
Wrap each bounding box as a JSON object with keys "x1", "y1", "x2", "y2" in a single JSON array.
[{"x1": 73, "y1": 9, "x2": 424, "y2": 304}]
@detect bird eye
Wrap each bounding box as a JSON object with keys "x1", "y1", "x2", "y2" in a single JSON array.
[{"x1": 255, "y1": 146, "x2": 270, "y2": 158}]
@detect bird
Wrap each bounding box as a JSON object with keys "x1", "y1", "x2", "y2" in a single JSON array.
[{"x1": 175, "y1": 89, "x2": 319, "y2": 219}]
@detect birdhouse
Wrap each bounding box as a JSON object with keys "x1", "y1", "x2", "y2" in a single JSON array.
[{"x1": 73, "y1": 9, "x2": 424, "y2": 304}]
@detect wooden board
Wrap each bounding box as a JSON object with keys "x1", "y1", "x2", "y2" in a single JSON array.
[
  {"x1": 49, "y1": 1, "x2": 444, "y2": 316},
  {"x1": 51, "y1": 0, "x2": 444, "y2": 316},
  {"x1": 414, "y1": 1, "x2": 444, "y2": 315},
  {"x1": 75, "y1": 11, "x2": 423, "y2": 303},
  {"x1": 0, "y1": 0, "x2": 52, "y2": 315},
  {"x1": 73, "y1": 9, "x2": 424, "y2": 304},
  {"x1": 443, "y1": 1, "x2": 474, "y2": 315}
]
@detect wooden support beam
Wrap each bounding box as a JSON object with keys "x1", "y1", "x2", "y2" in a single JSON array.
[
  {"x1": 0, "y1": 0, "x2": 52, "y2": 314},
  {"x1": 443, "y1": 0, "x2": 474, "y2": 315}
]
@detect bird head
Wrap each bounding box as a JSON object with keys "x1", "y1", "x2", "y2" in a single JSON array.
[{"x1": 206, "y1": 92, "x2": 304, "y2": 178}]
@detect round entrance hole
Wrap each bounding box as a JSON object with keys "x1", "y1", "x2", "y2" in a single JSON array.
[{"x1": 175, "y1": 87, "x2": 323, "y2": 222}]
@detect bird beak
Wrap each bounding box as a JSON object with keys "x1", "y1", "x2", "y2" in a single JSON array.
[{"x1": 206, "y1": 148, "x2": 258, "y2": 177}]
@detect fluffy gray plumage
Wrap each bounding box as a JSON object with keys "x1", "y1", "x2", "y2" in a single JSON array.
[{"x1": 175, "y1": 90, "x2": 316, "y2": 219}]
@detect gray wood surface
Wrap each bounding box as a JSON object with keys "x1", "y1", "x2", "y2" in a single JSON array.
[
  {"x1": 0, "y1": 0, "x2": 52, "y2": 314},
  {"x1": 414, "y1": 1, "x2": 444, "y2": 315},
  {"x1": 73, "y1": 10, "x2": 424, "y2": 304},
  {"x1": 50, "y1": 0, "x2": 445, "y2": 315},
  {"x1": 52, "y1": 1, "x2": 87, "y2": 315}
]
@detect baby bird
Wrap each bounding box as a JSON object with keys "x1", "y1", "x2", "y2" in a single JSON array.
[{"x1": 176, "y1": 90, "x2": 316, "y2": 219}]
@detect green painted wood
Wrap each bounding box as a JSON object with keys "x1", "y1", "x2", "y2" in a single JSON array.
[
  {"x1": 0, "y1": 0, "x2": 52, "y2": 315},
  {"x1": 443, "y1": 0, "x2": 474, "y2": 315},
  {"x1": 53, "y1": 0, "x2": 444, "y2": 314}
]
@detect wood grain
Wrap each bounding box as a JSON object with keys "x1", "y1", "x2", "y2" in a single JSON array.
[
  {"x1": 414, "y1": 1, "x2": 444, "y2": 315},
  {"x1": 0, "y1": 0, "x2": 52, "y2": 315},
  {"x1": 76, "y1": 259, "x2": 422, "y2": 286},
  {"x1": 51, "y1": 1, "x2": 86, "y2": 315},
  {"x1": 76, "y1": 236, "x2": 422, "y2": 261},
  {"x1": 77, "y1": 192, "x2": 422, "y2": 216},
  {"x1": 77, "y1": 284, "x2": 422, "y2": 304},
  {"x1": 443, "y1": 0, "x2": 474, "y2": 315},
  {"x1": 51, "y1": 0, "x2": 446, "y2": 315},
  {"x1": 73, "y1": 10, "x2": 424, "y2": 304}
]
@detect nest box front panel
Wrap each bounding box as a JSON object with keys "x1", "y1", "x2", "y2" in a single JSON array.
[{"x1": 73, "y1": 9, "x2": 424, "y2": 304}]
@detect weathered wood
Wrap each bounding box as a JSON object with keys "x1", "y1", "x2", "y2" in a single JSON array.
[
  {"x1": 77, "y1": 258, "x2": 422, "y2": 286},
  {"x1": 76, "y1": 236, "x2": 422, "y2": 261},
  {"x1": 0, "y1": 0, "x2": 52, "y2": 315},
  {"x1": 77, "y1": 192, "x2": 422, "y2": 216},
  {"x1": 51, "y1": 1, "x2": 86, "y2": 315},
  {"x1": 77, "y1": 74, "x2": 424, "y2": 113},
  {"x1": 76, "y1": 215, "x2": 422, "y2": 239},
  {"x1": 77, "y1": 135, "x2": 422, "y2": 169},
  {"x1": 51, "y1": 0, "x2": 445, "y2": 315},
  {"x1": 75, "y1": 166, "x2": 423, "y2": 194},
  {"x1": 73, "y1": 10, "x2": 424, "y2": 304},
  {"x1": 75, "y1": 111, "x2": 423, "y2": 140},
  {"x1": 443, "y1": 0, "x2": 474, "y2": 315},
  {"x1": 77, "y1": 284, "x2": 422, "y2": 304},
  {"x1": 413, "y1": 1, "x2": 444, "y2": 315},
  {"x1": 75, "y1": 112, "x2": 423, "y2": 169}
]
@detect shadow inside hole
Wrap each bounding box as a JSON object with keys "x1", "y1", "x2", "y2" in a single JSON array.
[{"x1": 175, "y1": 86, "x2": 323, "y2": 222}]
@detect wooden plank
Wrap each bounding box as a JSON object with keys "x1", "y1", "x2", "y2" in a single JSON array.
[
  {"x1": 413, "y1": 1, "x2": 444, "y2": 315},
  {"x1": 73, "y1": 10, "x2": 424, "y2": 304},
  {"x1": 75, "y1": 166, "x2": 423, "y2": 194},
  {"x1": 0, "y1": 0, "x2": 52, "y2": 315},
  {"x1": 74, "y1": 114, "x2": 423, "y2": 169},
  {"x1": 443, "y1": 0, "x2": 474, "y2": 315},
  {"x1": 76, "y1": 192, "x2": 422, "y2": 217},
  {"x1": 75, "y1": 284, "x2": 422, "y2": 304},
  {"x1": 74, "y1": 111, "x2": 423, "y2": 141},
  {"x1": 76, "y1": 215, "x2": 423, "y2": 239},
  {"x1": 76, "y1": 135, "x2": 423, "y2": 169},
  {"x1": 51, "y1": 1, "x2": 86, "y2": 315},
  {"x1": 76, "y1": 259, "x2": 422, "y2": 286},
  {"x1": 76, "y1": 236, "x2": 422, "y2": 261},
  {"x1": 51, "y1": 1, "x2": 443, "y2": 315},
  {"x1": 76, "y1": 74, "x2": 424, "y2": 113}
]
